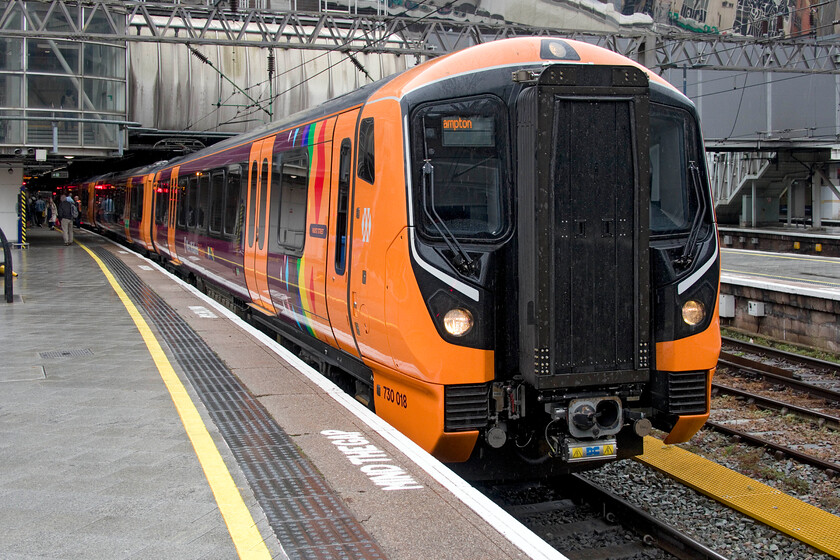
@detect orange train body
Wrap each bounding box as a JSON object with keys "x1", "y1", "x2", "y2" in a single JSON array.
[{"x1": 77, "y1": 37, "x2": 720, "y2": 473}]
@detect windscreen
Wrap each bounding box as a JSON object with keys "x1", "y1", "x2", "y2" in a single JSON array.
[
  {"x1": 412, "y1": 96, "x2": 508, "y2": 241},
  {"x1": 650, "y1": 105, "x2": 701, "y2": 235}
]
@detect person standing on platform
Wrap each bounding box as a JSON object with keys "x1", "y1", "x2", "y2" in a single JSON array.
[
  {"x1": 47, "y1": 197, "x2": 57, "y2": 230},
  {"x1": 73, "y1": 196, "x2": 82, "y2": 227},
  {"x1": 58, "y1": 194, "x2": 75, "y2": 245},
  {"x1": 34, "y1": 196, "x2": 45, "y2": 227}
]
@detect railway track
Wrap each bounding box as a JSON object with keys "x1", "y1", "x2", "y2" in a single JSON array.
[
  {"x1": 478, "y1": 339, "x2": 840, "y2": 560},
  {"x1": 483, "y1": 476, "x2": 727, "y2": 560},
  {"x1": 717, "y1": 351, "x2": 840, "y2": 404},
  {"x1": 721, "y1": 336, "x2": 840, "y2": 392},
  {"x1": 711, "y1": 338, "x2": 840, "y2": 474}
]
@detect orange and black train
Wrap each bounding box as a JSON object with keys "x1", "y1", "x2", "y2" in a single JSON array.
[{"x1": 76, "y1": 37, "x2": 721, "y2": 475}]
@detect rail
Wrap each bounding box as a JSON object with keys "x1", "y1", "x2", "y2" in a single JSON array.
[{"x1": 0, "y1": 226, "x2": 13, "y2": 303}]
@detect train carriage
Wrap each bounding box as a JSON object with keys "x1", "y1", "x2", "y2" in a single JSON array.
[{"x1": 83, "y1": 37, "x2": 721, "y2": 474}]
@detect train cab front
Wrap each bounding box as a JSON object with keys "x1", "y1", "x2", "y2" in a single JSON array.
[
  {"x1": 493, "y1": 61, "x2": 719, "y2": 473},
  {"x1": 483, "y1": 63, "x2": 716, "y2": 477},
  {"x1": 402, "y1": 52, "x2": 719, "y2": 477}
]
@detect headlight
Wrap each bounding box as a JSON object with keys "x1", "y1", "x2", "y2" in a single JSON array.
[
  {"x1": 443, "y1": 308, "x2": 473, "y2": 336},
  {"x1": 682, "y1": 300, "x2": 705, "y2": 326}
]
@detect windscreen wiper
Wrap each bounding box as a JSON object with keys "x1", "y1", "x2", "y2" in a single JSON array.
[
  {"x1": 674, "y1": 161, "x2": 709, "y2": 269},
  {"x1": 421, "y1": 160, "x2": 477, "y2": 276}
]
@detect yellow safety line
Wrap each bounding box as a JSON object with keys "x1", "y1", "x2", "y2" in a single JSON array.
[
  {"x1": 637, "y1": 436, "x2": 840, "y2": 557},
  {"x1": 77, "y1": 241, "x2": 271, "y2": 560}
]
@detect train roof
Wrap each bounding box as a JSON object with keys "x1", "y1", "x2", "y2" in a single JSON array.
[{"x1": 370, "y1": 36, "x2": 679, "y2": 102}]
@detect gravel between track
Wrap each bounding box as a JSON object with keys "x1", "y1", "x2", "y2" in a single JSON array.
[{"x1": 581, "y1": 432, "x2": 838, "y2": 560}]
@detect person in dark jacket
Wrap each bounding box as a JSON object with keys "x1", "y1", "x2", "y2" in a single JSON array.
[{"x1": 57, "y1": 194, "x2": 75, "y2": 245}]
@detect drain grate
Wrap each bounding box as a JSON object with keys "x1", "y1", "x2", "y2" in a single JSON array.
[
  {"x1": 39, "y1": 348, "x2": 94, "y2": 359},
  {"x1": 92, "y1": 247, "x2": 385, "y2": 560}
]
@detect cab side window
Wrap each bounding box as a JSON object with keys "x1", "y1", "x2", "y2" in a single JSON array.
[{"x1": 357, "y1": 118, "x2": 374, "y2": 184}]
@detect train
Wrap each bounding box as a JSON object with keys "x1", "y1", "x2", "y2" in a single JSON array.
[{"x1": 73, "y1": 37, "x2": 721, "y2": 476}]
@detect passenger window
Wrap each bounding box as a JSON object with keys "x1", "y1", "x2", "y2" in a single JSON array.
[
  {"x1": 186, "y1": 175, "x2": 198, "y2": 229},
  {"x1": 277, "y1": 149, "x2": 309, "y2": 253},
  {"x1": 130, "y1": 180, "x2": 143, "y2": 222},
  {"x1": 177, "y1": 177, "x2": 188, "y2": 228},
  {"x1": 209, "y1": 170, "x2": 224, "y2": 234},
  {"x1": 357, "y1": 118, "x2": 374, "y2": 184},
  {"x1": 113, "y1": 186, "x2": 125, "y2": 222},
  {"x1": 223, "y1": 164, "x2": 243, "y2": 240},
  {"x1": 135, "y1": 180, "x2": 144, "y2": 221},
  {"x1": 155, "y1": 180, "x2": 168, "y2": 226},
  {"x1": 197, "y1": 172, "x2": 209, "y2": 230},
  {"x1": 128, "y1": 182, "x2": 137, "y2": 221},
  {"x1": 335, "y1": 139, "x2": 351, "y2": 275}
]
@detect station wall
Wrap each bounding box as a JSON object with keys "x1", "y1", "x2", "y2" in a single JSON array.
[
  {"x1": 0, "y1": 168, "x2": 23, "y2": 245},
  {"x1": 721, "y1": 282, "x2": 840, "y2": 353},
  {"x1": 128, "y1": 41, "x2": 409, "y2": 134}
]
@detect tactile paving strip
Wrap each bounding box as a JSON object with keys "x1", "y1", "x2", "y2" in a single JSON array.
[
  {"x1": 93, "y1": 247, "x2": 386, "y2": 560},
  {"x1": 637, "y1": 436, "x2": 840, "y2": 557}
]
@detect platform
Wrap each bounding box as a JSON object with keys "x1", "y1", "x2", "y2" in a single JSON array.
[
  {"x1": 719, "y1": 225, "x2": 840, "y2": 258},
  {"x1": 0, "y1": 227, "x2": 559, "y2": 560},
  {"x1": 720, "y1": 245, "x2": 840, "y2": 353},
  {"x1": 721, "y1": 247, "x2": 840, "y2": 300}
]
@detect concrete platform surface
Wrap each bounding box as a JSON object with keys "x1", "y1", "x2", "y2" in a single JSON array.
[
  {"x1": 722, "y1": 247, "x2": 840, "y2": 300},
  {"x1": 0, "y1": 227, "x2": 559, "y2": 560}
]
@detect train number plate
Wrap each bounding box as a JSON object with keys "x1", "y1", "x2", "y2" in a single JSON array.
[{"x1": 565, "y1": 439, "x2": 617, "y2": 462}]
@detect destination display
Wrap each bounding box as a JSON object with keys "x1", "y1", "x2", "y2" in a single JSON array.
[{"x1": 441, "y1": 116, "x2": 495, "y2": 147}]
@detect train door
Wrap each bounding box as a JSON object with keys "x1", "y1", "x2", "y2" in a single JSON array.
[
  {"x1": 167, "y1": 167, "x2": 181, "y2": 264},
  {"x1": 84, "y1": 182, "x2": 95, "y2": 225},
  {"x1": 245, "y1": 136, "x2": 277, "y2": 314},
  {"x1": 124, "y1": 177, "x2": 134, "y2": 244},
  {"x1": 139, "y1": 172, "x2": 156, "y2": 251},
  {"x1": 151, "y1": 171, "x2": 169, "y2": 255},
  {"x1": 326, "y1": 110, "x2": 361, "y2": 355},
  {"x1": 516, "y1": 64, "x2": 651, "y2": 389}
]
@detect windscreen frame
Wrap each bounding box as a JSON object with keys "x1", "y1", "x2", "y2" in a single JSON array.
[{"x1": 409, "y1": 94, "x2": 512, "y2": 244}]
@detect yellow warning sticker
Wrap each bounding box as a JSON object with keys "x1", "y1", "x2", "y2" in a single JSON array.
[{"x1": 567, "y1": 440, "x2": 618, "y2": 462}]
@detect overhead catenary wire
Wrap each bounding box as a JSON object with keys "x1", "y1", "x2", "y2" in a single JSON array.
[
  {"x1": 189, "y1": 0, "x2": 441, "y2": 131},
  {"x1": 189, "y1": 1, "x2": 834, "y2": 133},
  {"x1": 187, "y1": 43, "x2": 272, "y2": 118},
  {"x1": 209, "y1": 0, "x2": 461, "y2": 131}
]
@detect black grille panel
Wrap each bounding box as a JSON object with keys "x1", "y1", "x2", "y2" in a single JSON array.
[
  {"x1": 658, "y1": 370, "x2": 708, "y2": 415},
  {"x1": 444, "y1": 384, "x2": 489, "y2": 432}
]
